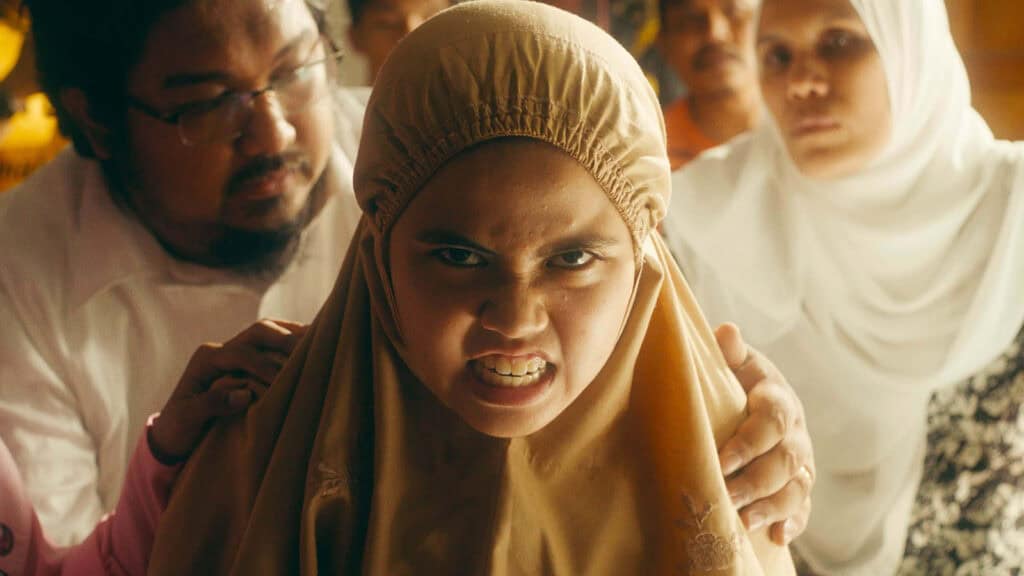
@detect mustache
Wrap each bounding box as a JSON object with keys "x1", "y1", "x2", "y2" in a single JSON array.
[
  {"x1": 692, "y1": 44, "x2": 742, "y2": 70},
  {"x1": 227, "y1": 153, "x2": 310, "y2": 197}
]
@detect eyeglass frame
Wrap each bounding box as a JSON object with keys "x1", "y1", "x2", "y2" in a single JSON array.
[{"x1": 125, "y1": 37, "x2": 345, "y2": 146}]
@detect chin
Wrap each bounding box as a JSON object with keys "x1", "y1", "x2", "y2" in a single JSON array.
[
  {"x1": 457, "y1": 405, "x2": 557, "y2": 439},
  {"x1": 228, "y1": 189, "x2": 312, "y2": 230},
  {"x1": 790, "y1": 146, "x2": 866, "y2": 181}
]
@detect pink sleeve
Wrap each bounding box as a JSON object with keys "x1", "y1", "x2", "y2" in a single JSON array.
[
  {"x1": 58, "y1": 414, "x2": 182, "y2": 576},
  {"x1": 0, "y1": 436, "x2": 63, "y2": 576}
]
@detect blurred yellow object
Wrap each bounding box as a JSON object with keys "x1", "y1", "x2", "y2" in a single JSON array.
[
  {"x1": 0, "y1": 20, "x2": 23, "y2": 78},
  {"x1": 0, "y1": 19, "x2": 67, "y2": 193}
]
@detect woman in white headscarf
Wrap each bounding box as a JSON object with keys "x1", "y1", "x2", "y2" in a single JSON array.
[{"x1": 663, "y1": 0, "x2": 1024, "y2": 573}]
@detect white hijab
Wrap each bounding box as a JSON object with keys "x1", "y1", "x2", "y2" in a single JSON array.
[{"x1": 665, "y1": 0, "x2": 1024, "y2": 573}]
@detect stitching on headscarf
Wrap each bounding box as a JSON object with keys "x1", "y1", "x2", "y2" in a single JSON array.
[
  {"x1": 674, "y1": 493, "x2": 740, "y2": 573},
  {"x1": 312, "y1": 462, "x2": 359, "y2": 500}
]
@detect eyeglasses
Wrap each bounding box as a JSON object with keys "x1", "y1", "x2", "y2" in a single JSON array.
[{"x1": 127, "y1": 41, "x2": 344, "y2": 146}]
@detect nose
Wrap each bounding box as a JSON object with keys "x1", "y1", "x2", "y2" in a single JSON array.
[
  {"x1": 706, "y1": 9, "x2": 732, "y2": 43},
  {"x1": 236, "y1": 92, "x2": 297, "y2": 157},
  {"x1": 478, "y1": 278, "x2": 548, "y2": 340},
  {"x1": 786, "y1": 55, "x2": 829, "y2": 100}
]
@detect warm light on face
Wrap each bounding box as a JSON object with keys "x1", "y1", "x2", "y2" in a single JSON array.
[
  {"x1": 388, "y1": 139, "x2": 637, "y2": 438},
  {"x1": 757, "y1": 0, "x2": 892, "y2": 179},
  {"x1": 120, "y1": 0, "x2": 335, "y2": 268},
  {"x1": 659, "y1": 0, "x2": 759, "y2": 96}
]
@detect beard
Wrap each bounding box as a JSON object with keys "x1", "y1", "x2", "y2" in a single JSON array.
[
  {"x1": 104, "y1": 138, "x2": 331, "y2": 282},
  {"x1": 207, "y1": 172, "x2": 326, "y2": 281}
]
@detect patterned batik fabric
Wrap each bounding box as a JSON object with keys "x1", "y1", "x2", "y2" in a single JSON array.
[{"x1": 899, "y1": 327, "x2": 1024, "y2": 575}]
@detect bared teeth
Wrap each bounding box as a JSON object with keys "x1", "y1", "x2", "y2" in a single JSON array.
[
  {"x1": 477, "y1": 355, "x2": 546, "y2": 377},
  {"x1": 496, "y1": 357, "x2": 512, "y2": 376},
  {"x1": 472, "y1": 359, "x2": 548, "y2": 387}
]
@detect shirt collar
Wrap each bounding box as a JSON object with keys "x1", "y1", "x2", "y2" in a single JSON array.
[{"x1": 69, "y1": 154, "x2": 168, "y2": 310}]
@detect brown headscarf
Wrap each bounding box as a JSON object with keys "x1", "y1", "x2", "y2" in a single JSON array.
[{"x1": 148, "y1": 2, "x2": 793, "y2": 574}]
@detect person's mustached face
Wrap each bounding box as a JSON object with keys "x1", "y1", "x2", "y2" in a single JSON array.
[
  {"x1": 117, "y1": 0, "x2": 336, "y2": 267},
  {"x1": 659, "y1": 0, "x2": 759, "y2": 95}
]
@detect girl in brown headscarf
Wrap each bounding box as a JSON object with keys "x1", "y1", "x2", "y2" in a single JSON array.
[{"x1": 148, "y1": 1, "x2": 794, "y2": 574}]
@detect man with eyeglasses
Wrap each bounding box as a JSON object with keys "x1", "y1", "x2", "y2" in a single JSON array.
[{"x1": 0, "y1": 0, "x2": 367, "y2": 544}]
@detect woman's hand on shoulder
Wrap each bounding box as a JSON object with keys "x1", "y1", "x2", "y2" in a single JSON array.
[
  {"x1": 147, "y1": 319, "x2": 308, "y2": 465},
  {"x1": 714, "y1": 323, "x2": 815, "y2": 547}
]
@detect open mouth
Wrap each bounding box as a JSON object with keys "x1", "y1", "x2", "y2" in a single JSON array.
[{"x1": 470, "y1": 355, "x2": 549, "y2": 388}]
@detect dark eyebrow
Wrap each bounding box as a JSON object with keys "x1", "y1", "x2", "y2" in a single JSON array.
[
  {"x1": 414, "y1": 230, "x2": 624, "y2": 259},
  {"x1": 758, "y1": 11, "x2": 865, "y2": 46},
  {"x1": 162, "y1": 30, "x2": 318, "y2": 90},
  {"x1": 540, "y1": 234, "x2": 622, "y2": 258},
  {"x1": 415, "y1": 229, "x2": 496, "y2": 256}
]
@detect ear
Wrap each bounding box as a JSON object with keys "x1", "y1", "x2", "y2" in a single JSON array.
[{"x1": 59, "y1": 87, "x2": 113, "y2": 159}]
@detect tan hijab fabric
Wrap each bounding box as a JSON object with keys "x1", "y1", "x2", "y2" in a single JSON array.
[{"x1": 148, "y1": 2, "x2": 792, "y2": 574}]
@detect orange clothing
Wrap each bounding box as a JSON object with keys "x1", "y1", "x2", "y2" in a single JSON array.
[{"x1": 663, "y1": 98, "x2": 716, "y2": 170}]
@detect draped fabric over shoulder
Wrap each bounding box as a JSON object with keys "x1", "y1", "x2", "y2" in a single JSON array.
[
  {"x1": 148, "y1": 2, "x2": 793, "y2": 574},
  {"x1": 665, "y1": 0, "x2": 1024, "y2": 573}
]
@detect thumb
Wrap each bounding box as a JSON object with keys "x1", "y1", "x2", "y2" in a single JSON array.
[{"x1": 714, "y1": 322, "x2": 749, "y2": 369}]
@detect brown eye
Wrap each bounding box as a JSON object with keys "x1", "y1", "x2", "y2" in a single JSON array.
[
  {"x1": 548, "y1": 250, "x2": 595, "y2": 269},
  {"x1": 819, "y1": 29, "x2": 857, "y2": 58},
  {"x1": 761, "y1": 45, "x2": 792, "y2": 73},
  {"x1": 433, "y1": 247, "x2": 486, "y2": 268}
]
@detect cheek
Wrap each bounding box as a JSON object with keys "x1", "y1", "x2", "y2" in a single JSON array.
[
  {"x1": 124, "y1": 123, "x2": 233, "y2": 220},
  {"x1": 760, "y1": 75, "x2": 788, "y2": 123},
  {"x1": 391, "y1": 259, "x2": 477, "y2": 384},
  {"x1": 293, "y1": 101, "x2": 335, "y2": 171},
  {"x1": 550, "y1": 265, "x2": 636, "y2": 389},
  {"x1": 848, "y1": 59, "x2": 892, "y2": 151}
]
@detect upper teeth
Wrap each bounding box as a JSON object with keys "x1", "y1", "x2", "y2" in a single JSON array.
[{"x1": 481, "y1": 356, "x2": 546, "y2": 377}]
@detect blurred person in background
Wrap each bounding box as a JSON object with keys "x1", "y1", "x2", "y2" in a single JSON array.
[
  {"x1": 657, "y1": 0, "x2": 760, "y2": 169},
  {"x1": 347, "y1": 0, "x2": 450, "y2": 84}
]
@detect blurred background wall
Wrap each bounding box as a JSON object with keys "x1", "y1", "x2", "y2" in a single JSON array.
[{"x1": 947, "y1": 0, "x2": 1024, "y2": 139}]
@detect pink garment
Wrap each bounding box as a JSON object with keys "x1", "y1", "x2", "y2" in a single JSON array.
[{"x1": 0, "y1": 416, "x2": 180, "y2": 576}]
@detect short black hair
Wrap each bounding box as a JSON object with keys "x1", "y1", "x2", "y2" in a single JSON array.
[{"x1": 20, "y1": 0, "x2": 331, "y2": 158}]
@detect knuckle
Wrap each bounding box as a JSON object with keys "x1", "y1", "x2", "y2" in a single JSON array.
[
  {"x1": 791, "y1": 468, "x2": 814, "y2": 496},
  {"x1": 781, "y1": 445, "x2": 801, "y2": 477},
  {"x1": 729, "y1": 438, "x2": 752, "y2": 461},
  {"x1": 767, "y1": 405, "x2": 789, "y2": 437}
]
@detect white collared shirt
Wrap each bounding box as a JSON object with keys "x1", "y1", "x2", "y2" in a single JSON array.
[{"x1": 0, "y1": 89, "x2": 367, "y2": 545}]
